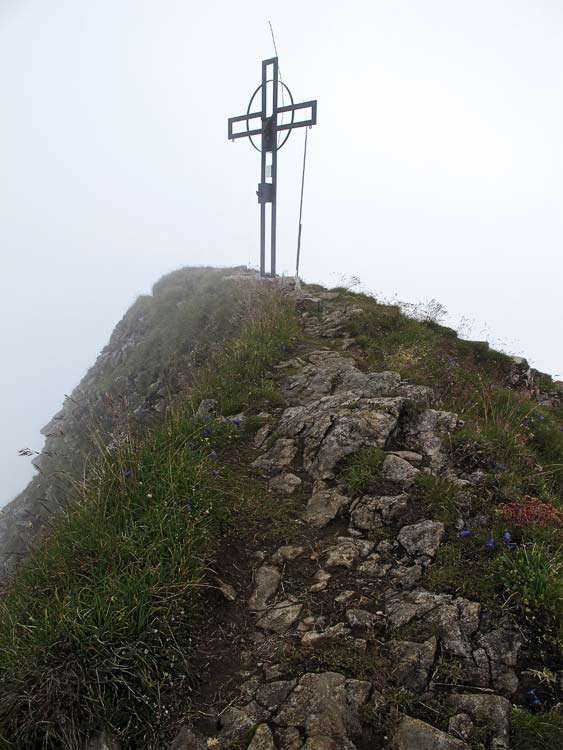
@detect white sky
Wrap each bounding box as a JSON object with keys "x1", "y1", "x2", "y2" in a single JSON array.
[{"x1": 1, "y1": 0, "x2": 562, "y2": 506}]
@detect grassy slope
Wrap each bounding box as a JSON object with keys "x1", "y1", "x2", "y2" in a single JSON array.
[
  {"x1": 333, "y1": 288, "x2": 562, "y2": 746},
  {"x1": 0, "y1": 275, "x2": 561, "y2": 748},
  {"x1": 0, "y1": 270, "x2": 299, "y2": 748}
]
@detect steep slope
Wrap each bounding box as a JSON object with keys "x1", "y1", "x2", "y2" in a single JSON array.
[
  {"x1": 0, "y1": 266, "x2": 272, "y2": 576},
  {"x1": 0, "y1": 274, "x2": 561, "y2": 750}
]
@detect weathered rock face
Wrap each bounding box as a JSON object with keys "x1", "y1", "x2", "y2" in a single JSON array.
[
  {"x1": 401, "y1": 409, "x2": 459, "y2": 470},
  {"x1": 448, "y1": 694, "x2": 511, "y2": 750},
  {"x1": 350, "y1": 493, "x2": 409, "y2": 531},
  {"x1": 274, "y1": 672, "x2": 374, "y2": 750},
  {"x1": 386, "y1": 590, "x2": 480, "y2": 658},
  {"x1": 249, "y1": 565, "x2": 281, "y2": 611},
  {"x1": 393, "y1": 716, "x2": 468, "y2": 749},
  {"x1": 388, "y1": 637, "x2": 437, "y2": 691},
  {"x1": 302, "y1": 485, "x2": 349, "y2": 527},
  {"x1": 397, "y1": 519, "x2": 445, "y2": 558}
]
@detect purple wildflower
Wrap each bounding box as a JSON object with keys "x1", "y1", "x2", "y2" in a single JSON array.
[
  {"x1": 485, "y1": 537, "x2": 497, "y2": 551},
  {"x1": 231, "y1": 417, "x2": 242, "y2": 426},
  {"x1": 212, "y1": 469, "x2": 220, "y2": 477},
  {"x1": 502, "y1": 531, "x2": 516, "y2": 550},
  {"x1": 459, "y1": 528, "x2": 471, "y2": 539},
  {"x1": 527, "y1": 689, "x2": 542, "y2": 708},
  {"x1": 202, "y1": 427, "x2": 213, "y2": 438},
  {"x1": 123, "y1": 469, "x2": 133, "y2": 480},
  {"x1": 184, "y1": 502, "x2": 193, "y2": 514}
]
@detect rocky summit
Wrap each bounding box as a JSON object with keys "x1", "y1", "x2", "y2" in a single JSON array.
[{"x1": 0, "y1": 268, "x2": 561, "y2": 750}]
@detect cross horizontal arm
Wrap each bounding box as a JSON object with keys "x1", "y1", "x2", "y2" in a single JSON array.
[
  {"x1": 228, "y1": 111, "x2": 262, "y2": 140},
  {"x1": 228, "y1": 99, "x2": 317, "y2": 140}
]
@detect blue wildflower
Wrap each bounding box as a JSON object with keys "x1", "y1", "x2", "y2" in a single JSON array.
[
  {"x1": 203, "y1": 427, "x2": 213, "y2": 438},
  {"x1": 231, "y1": 417, "x2": 242, "y2": 426},
  {"x1": 123, "y1": 469, "x2": 133, "y2": 480},
  {"x1": 459, "y1": 528, "x2": 471, "y2": 539},
  {"x1": 527, "y1": 689, "x2": 542, "y2": 708},
  {"x1": 485, "y1": 537, "x2": 497, "y2": 551},
  {"x1": 502, "y1": 531, "x2": 516, "y2": 550},
  {"x1": 184, "y1": 502, "x2": 193, "y2": 514}
]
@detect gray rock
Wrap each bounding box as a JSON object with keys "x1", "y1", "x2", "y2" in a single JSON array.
[
  {"x1": 256, "y1": 600, "x2": 303, "y2": 633},
  {"x1": 274, "y1": 672, "x2": 372, "y2": 749},
  {"x1": 391, "y1": 564, "x2": 423, "y2": 588},
  {"x1": 350, "y1": 494, "x2": 408, "y2": 531},
  {"x1": 402, "y1": 408, "x2": 459, "y2": 470},
  {"x1": 334, "y1": 590, "x2": 356, "y2": 605},
  {"x1": 325, "y1": 538, "x2": 374, "y2": 569},
  {"x1": 393, "y1": 716, "x2": 468, "y2": 749},
  {"x1": 303, "y1": 486, "x2": 350, "y2": 527},
  {"x1": 382, "y1": 455, "x2": 420, "y2": 485},
  {"x1": 275, "y1": 727, "x2": 302, "y2": 749},
  {"x1": 388, "y1": 450, "x2": 424, "y2": 464},
  {"x1": 490, "y1": 662, "x2": 519, "y2": 694},
  {"x1": 346, "y1": 608, "x2": 380, "y2": 629},
  {"x1": 219, "y1": 706, "x2": 255, "y2": 744},
  {"x1": 479, "y1": 628, "x2": 522, "y2": 666},
  {"x1": 448, "y1": 694, "x2": 510, "y2": 750},
  {"x1": 271, "y1": 545, "x2": 305, "y2": 565},
  {"x1": 249, "y1": 565, "x2": 281, "y2": 611},
  {"x1": 256, "y1": 680, "x2": 297, "y2": 711},
  {"x1": 252, "y1": 439, "x2": 298, "y2": 474},
  {"x1": 85, "y1": 734, "x2": 120, "y2": 750},
  {"x1": 448, "y1": 714, "x2": 474, "y2": 742},
  {"x1": 301, "y1": 622, "x2": 351, "y2": 648},
  {"x1": 269, "y1": 473, "x2": 302, "y2": 495},
  {"x1": 385, "y1": 591, "x2": 480, "y2": 658},
  {"x1": 247, "y1": 724, "x2": 276, "y2": 750},
  {"x1": 388, "y1": 637, "x2": 437, "y2": 692},
  {"x1": 217, "y1": 580, "x2": 237, "y2": 601},
  {"x1": 254, "y1": 424, "x2": 271, "y2": 449},
  {"x1": 276, "y1": 381, "x2": 406, "y2": 479},
  {"x1": 169, "y1": 727, "x2": 206, "y2": 750},
  {"x1": 194, "y1": 399, "x2": 217, "y2": 420},
  {"x1": 398, "y1": 520, "x2": 445, "y2": 558},
  {"x1": 357, "y1": 554, "x2": 393, "y2": 578}
]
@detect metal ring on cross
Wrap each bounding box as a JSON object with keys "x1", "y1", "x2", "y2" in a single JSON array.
[{"x1": 246, "y1": 79, "x2": 295, "y2": 152}]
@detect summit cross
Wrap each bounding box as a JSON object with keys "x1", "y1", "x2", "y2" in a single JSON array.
[{"x1": 228, "y1": 57, "x2": 317, "y2": 277}]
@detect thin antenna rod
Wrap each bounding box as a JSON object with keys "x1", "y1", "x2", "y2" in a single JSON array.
[
  {"x1": 295, "y1": 126, "x2": 309, "y2": 281},
  {"x1": 268, "y1": 20, "x2": 279, "y2": 57}
]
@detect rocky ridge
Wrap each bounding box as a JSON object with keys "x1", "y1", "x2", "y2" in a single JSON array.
[{"x1": 160, "y1": 294, "x2": 526, "y2": 750}]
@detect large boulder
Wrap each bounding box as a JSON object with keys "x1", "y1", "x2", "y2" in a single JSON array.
[{"x1": 393, "y1": 716, "x2": 468, "y2": 749}]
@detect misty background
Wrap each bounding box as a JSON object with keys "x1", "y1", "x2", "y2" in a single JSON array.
[{"x1": 1, "y1": 0, "x2": 562, "y2": 507}]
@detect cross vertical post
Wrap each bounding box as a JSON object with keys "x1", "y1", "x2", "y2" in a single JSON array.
[{"x1": 228, "y1": 57, "x2": 318, "y2": 277}]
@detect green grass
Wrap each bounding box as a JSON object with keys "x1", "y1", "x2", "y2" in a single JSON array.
[
  {"x1": 339, "y1": 447, "x2": 385, "y2": 495},
  {"x1": 511, "y1": 708, "x2": 563, "y2": 749},
  {"x1": 412, "y1": 474, "x2": 465, "y2": 524},
  {"x1": 494, "y1": 543, "x2": 562, "y2": 623},
  {"x1": 0, "y1": 274, "x2": 299, "y2": 749}
]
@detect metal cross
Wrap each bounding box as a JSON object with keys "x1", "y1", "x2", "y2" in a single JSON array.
[{"x1": 228, "y1": 57, "x2": 317, "y2": 277}]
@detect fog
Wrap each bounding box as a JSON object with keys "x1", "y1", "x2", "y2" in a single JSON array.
[{"x1": 1, "y1": 0, "x2": 561, "y2": 506}]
